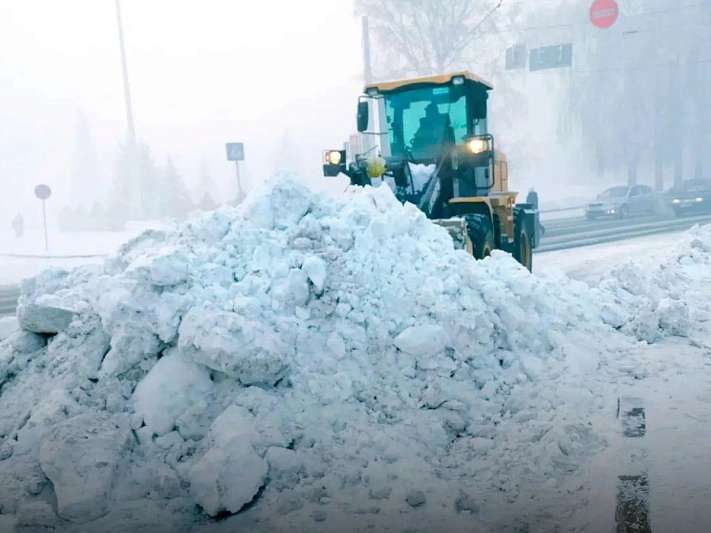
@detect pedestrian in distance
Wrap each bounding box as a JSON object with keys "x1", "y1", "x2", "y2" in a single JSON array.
[{"x1": 12, "y1": 212, "x2": 24, "y2": 238}]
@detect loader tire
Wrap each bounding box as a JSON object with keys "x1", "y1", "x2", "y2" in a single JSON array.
[
  {"x1": 464, "y1": 214, "x2": 495, "y2": 260},
  {"x1": 513, "y1": 208, "x2": 533, "y2": 272}
]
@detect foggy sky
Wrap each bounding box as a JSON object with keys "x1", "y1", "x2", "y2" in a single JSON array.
[{"x1": 1, "y1": 0, "x2": 362, "y2": 226}]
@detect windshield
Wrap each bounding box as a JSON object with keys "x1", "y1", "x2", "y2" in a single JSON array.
[
  {"x1": 597, "y1": 186, "x2": 629, "y2": 199},
  {"x1": 383, "y1": 85, "x2": 480, "y2": 161}
]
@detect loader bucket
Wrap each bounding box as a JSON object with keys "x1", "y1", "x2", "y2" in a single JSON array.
[{"x1": 433, "y1": 218, "x2": 472, "y2": 253}]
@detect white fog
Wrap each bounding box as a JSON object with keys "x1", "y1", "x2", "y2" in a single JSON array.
[{"x1": 2, "y1": 0, "x2": 708, "y2": 230}]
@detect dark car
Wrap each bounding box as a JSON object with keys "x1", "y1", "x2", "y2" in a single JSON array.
[{"x1": 670, "y1": 179, "x2": 711, "y2": 216}]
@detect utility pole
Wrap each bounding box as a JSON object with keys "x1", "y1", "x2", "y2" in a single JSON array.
[
  {"x1": 115, "y1": 0, "x2": 136, "y2": 145},
  {"x1": 362, "y1": 16, "x2": 373, "y2": 84},
  {"x1": 115, "y1": 0, "x2": 141, "y2": 218}
]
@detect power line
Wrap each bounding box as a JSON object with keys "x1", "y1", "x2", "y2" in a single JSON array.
[
  {"x1": 475, "y1": 0, "x2": 711, "y2": 35},
  {"x1": 457, "y1": 21, "x2": 711, "y2": 56}
]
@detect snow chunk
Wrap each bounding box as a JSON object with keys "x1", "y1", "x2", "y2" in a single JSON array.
[
  {"x1": 178, "y1": 306, "x2": 289, "y2": 386},
  {"x1": 394, "y1": 324, "x2": 447, "y2": 357},
  {"x1": 17, "y1": 303, "x2": 75, "y2": 334},
  {"x1": 301, "y1": 255, "x2": 328, "y2": 294},
  {"x1": 189, "y1": 406, "x2": 268, "y2": 516},
  {"x1": 124, "y1": 246, "x2": 190, "y2": 286},
  {"x1": 131, "y1": 350, "x2": 213, "y2": 437},
  {"x1": 0, "y1": 316, "x2": 18, "y2": 342},
  {"x1": 38, "y1": 412, "x2": 132, "y2": 523}
]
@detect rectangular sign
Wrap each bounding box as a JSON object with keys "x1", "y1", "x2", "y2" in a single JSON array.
[
  {"x1": 505, "y1": 44, "x2": 527, "y2": 70},
  {"x1": 529, "y1": 43, "x2": 573, "y2": 71},
  {"x1": 225, "y1": 142, "x2": 245, "y2": 161}
]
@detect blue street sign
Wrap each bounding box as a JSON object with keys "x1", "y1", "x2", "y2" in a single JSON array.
[{"x1": 225, "y1": 142, "x2": 245, "y2": 162}]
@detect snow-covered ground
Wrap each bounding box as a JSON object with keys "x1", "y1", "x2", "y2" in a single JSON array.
[
  {"x1": 535, "y1": 231, "x2": 687, "y2": 284},
  {"x1": 1, "y1": 173, "x2": 710, "y2": 532},
  {"x1": 0, "y1": 222, "x2": 167, "y2": 285}
]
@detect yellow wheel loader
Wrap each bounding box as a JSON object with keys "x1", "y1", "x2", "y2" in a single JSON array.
[{"x1": 322, "y1": 71, "x2": 538, "y2": 271}]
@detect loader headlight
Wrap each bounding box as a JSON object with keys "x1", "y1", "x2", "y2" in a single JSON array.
[
  {"x1": 325, "y1": 150, "x2": 342, "y2": 165},
  {"x1": 466, "y1": 138, "x2": 488, "y2": 154}
]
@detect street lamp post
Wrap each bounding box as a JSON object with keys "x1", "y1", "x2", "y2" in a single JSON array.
[
  {"x1": 115, "y1": 0, "x2": 136, "y2": 146},
  {"x1": 115, "y1": 0, "x2": 141, "y2": 217}
]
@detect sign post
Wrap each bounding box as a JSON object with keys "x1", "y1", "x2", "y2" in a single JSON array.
[
  {"x1": 589, "y1": 0, "x2": 619, "y2": 29},
  {"x1": 34, "y1": 184, "x2": 52, "y2": 251},
  {"x1": 225, "y1": 142, "x2": 245, "y2": 204}
]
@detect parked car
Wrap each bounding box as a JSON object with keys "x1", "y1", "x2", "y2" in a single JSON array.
[
  {"x1": 585, "y1": 185, "x2": 657, "y2": 220},
  {"x1": 669, "y1": 179, "x2": 711, "y2": 216}
]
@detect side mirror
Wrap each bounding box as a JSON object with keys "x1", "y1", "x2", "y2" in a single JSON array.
[{"x1": 357, "y1": 101, "x2": 369, "y2": 133}]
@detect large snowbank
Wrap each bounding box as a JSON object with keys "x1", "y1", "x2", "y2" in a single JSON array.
[
  {"x1": 592, "y1": 224, "x2": 711, "y2": 344},
  {"x1": 0, "y1": 172, "x2": 703, "y2": 532}
]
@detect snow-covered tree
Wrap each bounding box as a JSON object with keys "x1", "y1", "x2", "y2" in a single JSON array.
[
  {"x1": 160, "y1": 157, "x2": 195, "y2": 221},
  {"x1": 559, "y1": 0, "x2": 711, "y2": 188},
  {"x1": 70, "y1": 111, "x2": 102, "y2": 209},
  {"x1": 198, "y1": 191, "x2": 218, "y2": 212},
  {"x1": 197, "y1": 157, "x2": 216, "y2": 200},
  {"x1": 355, "y1": 0, "x2": 514, "y2": 78},
  {"x1": 110, "y1": 138, "x2": 162, "y2": 220}
]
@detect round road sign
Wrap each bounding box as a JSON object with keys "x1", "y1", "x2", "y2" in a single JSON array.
[
  {"x1": 34, "y1": 184, "x2": 52, "y2": 200},
  {"x1": 589, "y1": 0, "x2": 619, "y2": 29}
]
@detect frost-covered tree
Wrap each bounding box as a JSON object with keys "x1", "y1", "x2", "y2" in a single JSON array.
[
  {"x1": 197, "y1": 157, "x2": 216, "y2": 200},
  {"x1": 160, "y1": 157, "x2": 195, "y2": 221},
  {"x1": 70, "y1": 111, "x2": 102, "y2": 209},
  {"x1": 355, "y1": 0, "x2": 511, "y2": 78},
  {"x1": 559, "y1": 0, "x2": 711, "y2": 188},
  {"x1": 110, "y1": 138, "x2": 162, "y2": 220},
  {"x1": 198, "y1": 191, "x2": 218, "y2": 212}
]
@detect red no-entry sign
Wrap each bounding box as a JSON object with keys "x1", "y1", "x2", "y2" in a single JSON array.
[{"x1": 589, "y1": 0, "x2": 619, "y2": 29}]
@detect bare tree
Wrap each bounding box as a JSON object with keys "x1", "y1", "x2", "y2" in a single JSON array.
[
  {"x1": 355, "y1": 0, "x2": 504, "y2": 78},
  {"x1": 559, "y1": 0, "x2": 711, "y2": 189}
]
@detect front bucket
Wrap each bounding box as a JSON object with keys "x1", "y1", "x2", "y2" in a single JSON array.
[{"x1": 433, "y1": 218, "x2": 469, "y2": 251}]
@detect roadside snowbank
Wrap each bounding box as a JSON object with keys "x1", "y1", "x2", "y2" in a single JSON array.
[
  {"x1": 0, "y1": 172, "x2": 682, "y2": 532},
  {"x1": 592, "y1": 223, "x2": 711, "y2": 343}
]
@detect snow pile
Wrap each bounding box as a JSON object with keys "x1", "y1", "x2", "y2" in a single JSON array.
[
  {"x1": 382, "y1": 163, "x2": 435, "y2": 195},
  {"x1": 593, "y1": 224, "x2": 711, "y2": 343},
  {"x1": 0, "y1": 173, "x2": 637, "y2": 532},
  {"x1": 0, "y1": 316, "x2": 18, "y2": 342}
]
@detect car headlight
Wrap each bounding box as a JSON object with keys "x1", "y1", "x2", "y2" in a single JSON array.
[
  {"x1": 466, "y1": 138, "x2": 488, "y2": 154},
  {"x1": 325, "y1": 150, "x2": 342, "y2": 165},
  {"x1": 673, "y1": 199, "x2": 680, "y2": 204},
  {"x1": 696, "y1": 197, "x2": 704, "y2": 202}
]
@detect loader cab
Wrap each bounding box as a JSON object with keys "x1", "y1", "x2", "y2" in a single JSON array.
[{"x1": 358, "y1": 72, "x2": 493, "y2": 166}]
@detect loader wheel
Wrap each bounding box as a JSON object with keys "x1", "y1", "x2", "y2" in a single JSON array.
[
  {"x1": 464, "y1": 214, "x2": 495, "y2": 260},
  {"x1": 513, "y1": 208, "x2": 533, "y2": 272}
]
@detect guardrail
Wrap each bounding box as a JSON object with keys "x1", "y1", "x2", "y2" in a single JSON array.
[
  {"x1": 0, "y1": 285, "x2": 21, "y2": 317},
  {"x1": 0, "y1": 253, "x2": 108, "y2": 259},
  {"x1": 539, "y1": 205, "x2": 587, "y2": 214}
]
